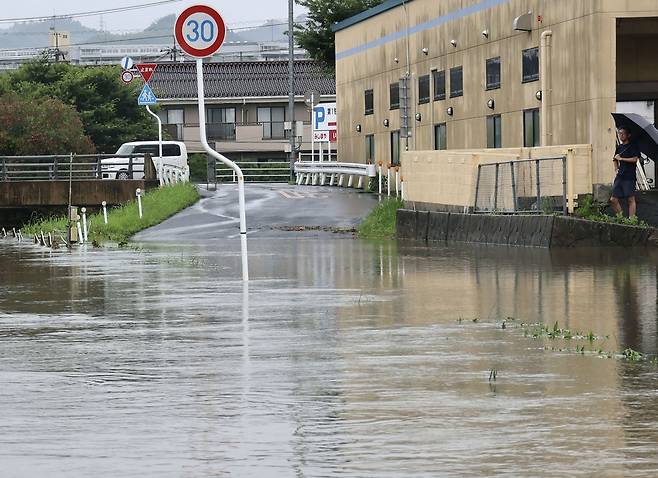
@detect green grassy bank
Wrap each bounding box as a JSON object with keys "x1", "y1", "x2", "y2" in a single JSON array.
[
  {"x1": 23, "y1": 182, "x2": 200, "y2": 245},
  {"x1": 357, "y1": 198, "x2": 404, "y2": 240}
]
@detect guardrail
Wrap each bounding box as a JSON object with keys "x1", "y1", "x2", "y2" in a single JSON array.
[
  {"x1": 0, "y1": 154, "x2": 188, "y2": 186},
  {"x1": 294, "y1": 160, "x2": 376, "y2": 188}
]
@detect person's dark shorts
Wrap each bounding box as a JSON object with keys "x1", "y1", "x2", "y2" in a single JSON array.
[{"x1": 612, "y1": 177, "x2": 636, "y2": 199}]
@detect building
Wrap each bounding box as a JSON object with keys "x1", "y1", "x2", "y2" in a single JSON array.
[
  {"x1": 332, "y1": 0, "x2": 658, "y2": 195},
  {"x1": 149, "y1": 60, "x2": 336, "y2": 161}
]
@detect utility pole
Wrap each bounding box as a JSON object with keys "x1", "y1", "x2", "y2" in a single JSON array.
[{"x1": 287, "y1": 0, "x2": 295, "y2": 180}]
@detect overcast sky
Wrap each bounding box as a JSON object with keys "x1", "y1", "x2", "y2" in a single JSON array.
[{"x1": 0, "y1": 0, "x2": 307, "y2": 32}]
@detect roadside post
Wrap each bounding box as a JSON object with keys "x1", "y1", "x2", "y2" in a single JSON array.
[
  {"x1": 102, "y1": 201, "x2": 108, "y2": 225},
  {"x1": 81, "y1": 207, "x2": 88, "y2": 242},
  {"x1": 175, "y1": 4, "x2": 248, "y2": 281},
  {"x1": 136, "y1": 188, "x2": 143, "y2": 219}
]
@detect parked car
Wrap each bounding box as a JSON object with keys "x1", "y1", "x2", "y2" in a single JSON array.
[{"x1": 101, "y1": 141, "x2": 189, "y2": 181}]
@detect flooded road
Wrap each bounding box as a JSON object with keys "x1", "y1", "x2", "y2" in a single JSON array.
[{"x1": 1, "y1": 187, "x2": 658, "y2": 477}]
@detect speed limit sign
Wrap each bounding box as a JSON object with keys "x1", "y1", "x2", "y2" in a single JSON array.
[{"x1": 175, "y1": 5, "x2": 226, "y2": 58}]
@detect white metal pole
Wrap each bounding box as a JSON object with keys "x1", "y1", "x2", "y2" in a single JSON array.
[
  {"x1": 387, "y1": 166, "x2": 391, "y2": 197},
  {"x1": 146, "y1": 105, "x2": 163, "y2": 184},
  {"x1": 136, "y1": 189, "x2": 143, "y2": 219},
  {"x1": 76, "y1": 221, "x2": 84, "y2": 244},
  {"x1": 81, "y1": 207, "x2": 88, "y2": 242},
  {"x1": 311, "y1": 97, "x2": 315, "y2": 162},
  {"x1": 102, "y1": 201, "x2": 108, "y2": 225},
  {"x1": 328, "y1": 139, "x2": 332, "y2": 162},
  {"x1": 196, "y1": 58, "x2": 248, "y2": 281},
  {"x1": 378, "y1": 164, "x2": 382, "y2": 195}
]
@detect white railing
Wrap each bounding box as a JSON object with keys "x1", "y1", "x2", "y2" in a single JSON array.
[
  {"x1": 294, "y1": 160, "x2": 376, "y2": 188},
  {"x1": 158, "y1": 162, "x2": 190, "y2": 186}
]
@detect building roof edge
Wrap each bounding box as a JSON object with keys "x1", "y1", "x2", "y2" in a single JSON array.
[{"x1": 331, "y1": 0, "x2": 410, "y2": 33}]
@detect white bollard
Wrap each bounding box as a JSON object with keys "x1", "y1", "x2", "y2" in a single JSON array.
[
  {"x1": 76, "y1": 221, "x2": 84, "y2": 244},
  {"x1": 387, "y1": 167, "x2": 391, "y2": 197},
  {"x1": 401, "y1": 178, "x2": 405, "y2": 200},
  {"x1": 378, "y1": 164, "x2": 382, "y2": 195},
  {"x1": 395, "y1": 170, "x2": 400, "y2": 197},
  {"x1": 136, "y1": 188, "x2": 143, "y2": 219},
  {"x1": 81, "y1": 207, "x2": 88, "y2": 242},
  {"x1": 102, "y1": 201, "x2": 108, "y2": 225}
]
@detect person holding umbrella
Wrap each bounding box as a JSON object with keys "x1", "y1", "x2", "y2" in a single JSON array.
[
  {"x1": 610, "y1": 126, "x2": 641, "y2": 218},
  {"x1": 611, "y1": 112, "x2": 658, "y2": 218}
]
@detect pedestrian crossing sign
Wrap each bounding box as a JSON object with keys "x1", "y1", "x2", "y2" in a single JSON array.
[{"x1": 137, "y1": 84, "x2": 157, "y2": 105}]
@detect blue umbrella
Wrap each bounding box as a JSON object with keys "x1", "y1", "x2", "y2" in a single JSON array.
[{"x1": 611, "y1": 113, "x2": 658, "y2": 161}]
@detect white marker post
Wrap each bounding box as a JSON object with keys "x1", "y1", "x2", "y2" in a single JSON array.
[
  {"x1": 145, "y1": 105, "x2": 163, "y2": 184},
  {"x1": 176, "y1": 4, "x2": 248, "y2": 281},
  {"x1": 102, "y1": 201, "x2": 108, "y2": 225},
  {"x1": 136, "y1": 188, "x2": 143, "y2": 219},
  {"x1": 81, "y1": 207, "x2": 88, "y2": 242}
]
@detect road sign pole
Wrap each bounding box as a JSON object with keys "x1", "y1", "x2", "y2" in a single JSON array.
[
  {"x1": 145, "y1": 105, "x2": 163, "y2": 184},
  {"x1": 196, "y1": 58, "x2": 248, "y2": 280}
]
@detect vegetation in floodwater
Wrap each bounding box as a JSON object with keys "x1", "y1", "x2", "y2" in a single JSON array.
[
  {"x1": 357, "y1": 197, "x2": 404, "y2": 239},
  {"x1": 23, "y1": 182, "x2": 199, "y2": 245},
  {"x1": 458, "y1": 316, "x2": 658, "y2": 367},
  {"x1": 489, "y1": 369, "x2": 498, "y2": 382}
]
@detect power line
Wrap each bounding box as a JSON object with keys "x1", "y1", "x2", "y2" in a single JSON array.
[{"x1": 0, "y1": 0, "x2": 183, "y2": 24}]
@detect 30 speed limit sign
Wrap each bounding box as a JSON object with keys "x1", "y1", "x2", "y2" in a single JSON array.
[{"x1": 175, "y1": 5, "x2": 226, "y2": 58}]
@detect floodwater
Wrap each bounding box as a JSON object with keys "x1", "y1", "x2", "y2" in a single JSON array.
[{"x1": 1, "y1": 237, "x2": 658, "y2": 477}]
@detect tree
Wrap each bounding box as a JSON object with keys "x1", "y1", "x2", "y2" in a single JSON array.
[
  {"x1": 0, "y1": 93, "x2": 95, "y2": 155},
  {"x1": 294, "y1": 0, "x2": 384, "y2": 72},
  {"x1": 4, "y1": 57, "x2": 159, "y2": 153}
]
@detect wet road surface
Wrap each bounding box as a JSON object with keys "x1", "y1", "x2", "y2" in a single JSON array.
[{"x1": 1, "y1": 185, "x2": 658, "y2": 477}]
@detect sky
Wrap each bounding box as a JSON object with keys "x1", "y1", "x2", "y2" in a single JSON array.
[{"x1": 0, "y1": 0, "x2": 307, "y2": 32}]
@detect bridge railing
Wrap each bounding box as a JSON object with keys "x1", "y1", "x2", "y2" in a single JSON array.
[
  {"x1": 0, "y1": 154, "x2": 188, "y2": 184},
  {"x1": 215, "y1": 160, "x2": 290, "y2": 183},
  {"x1": 293, "y1": 160, "x2": 376, "y2": 187}
]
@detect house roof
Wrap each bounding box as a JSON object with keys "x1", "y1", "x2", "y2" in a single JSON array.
[
  {"x1": 149, "y1": 60, "x2": 335, "y2": 100},
  {"x1": 332, "y1": 0, "x2": 410, "y2": 32}
]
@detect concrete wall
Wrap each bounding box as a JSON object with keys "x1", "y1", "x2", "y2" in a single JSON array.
[
  {"x1": 401, "y1": 144, "x2": 592, "y2": 210},
  {"x1": 397, "y1": 209, "x2": 658, "y2": 248},
  {"x1": 335, "y1": 0, "x2": 658, "y2": 190}
]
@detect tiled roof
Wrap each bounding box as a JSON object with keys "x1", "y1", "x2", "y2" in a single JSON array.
[{"x1": 150, "y1": 60, "x2": 336, "y2": 99}]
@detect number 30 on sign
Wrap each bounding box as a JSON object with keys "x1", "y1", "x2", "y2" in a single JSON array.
[{"x1": 175, "y1": 5, "x2": 227, "y2": 58}]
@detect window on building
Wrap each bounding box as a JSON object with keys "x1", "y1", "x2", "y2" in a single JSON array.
[
  {"x1": 523, "y1": 108, "x2": 540, "y2": 147},
  {"x1": 486, "y1": 57, "x2": 501, "y2": 90},
  {"x1": 391, "y1": 130, "x2": 401, "y2": 166},
  {"x1": 434, "y1": 123, "x2": 447, "y2": 150},
  {"x1": 418, "y1": 74, "x2": 430, "y2": 104},
  {"x1": 522, "y1": 47, "x2": 539, "y2": 83},
  {"x1": 258, "y1": 106, "x2": 286, "y2": 139},
  {"x1": 365, "y1": 134, "x2": 375, "y2": 163},
  {"x1": 157, "y1": 108, "x2": 185, "y2": 140},
  {"x1": 433, "y1": 70, "x2": 446, "y2": 101},
  {"x1": 207, "y1": 107, "x2": 236, "y2": 140},
  {"x1": 365, "y1": 89, "x2": 374, "y2": 115},
  {"x1": 486, "y1": 115, "x2": 502, "y2": 148},
  {"x1": 450, "y1": 66, "x2": 463, "y2": 98},
  {"x1": 390, "y1": 82, "x2": 400, "y2": 110}
]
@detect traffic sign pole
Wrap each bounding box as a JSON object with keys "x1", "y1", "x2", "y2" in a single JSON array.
[
  {"x1": 145, "y1": 105, "x2": 163, "y2": 184},
  {"x1": 178, "y1": 4, "x2": 247, "y2": 282}
]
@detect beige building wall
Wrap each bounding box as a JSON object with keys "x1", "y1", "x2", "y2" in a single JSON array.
[{"x1": 335, "y1": 0, "x2": 658, "y2": 192}]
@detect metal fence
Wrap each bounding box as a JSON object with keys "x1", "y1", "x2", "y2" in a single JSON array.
[
  {"x1": 0, "y1": 154, "x2": 143, "y2": 181},
  {"x1": 474, "y1": 156, "x2": 567, "y2": 215},
  {"x1": 214, "y1": 160, "x2": 290, "y2": 183}
]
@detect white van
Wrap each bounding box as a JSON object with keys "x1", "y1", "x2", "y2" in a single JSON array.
[{"x1": 102, "y1": 141, "x2": 189, "y2": 182}]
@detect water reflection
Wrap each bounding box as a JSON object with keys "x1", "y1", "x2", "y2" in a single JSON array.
[{"x1": 0, "y1": 239, "x2": 657, "y2": 476}]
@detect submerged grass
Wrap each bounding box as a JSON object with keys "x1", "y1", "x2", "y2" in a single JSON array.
[
  {"x1": 23, "y1": 182, "x2": 200, "y2": 245},
  {"x1": 357, "y1": 198, "x2": 404, "y2": 240}
]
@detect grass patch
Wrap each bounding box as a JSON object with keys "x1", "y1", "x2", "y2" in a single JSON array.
[
  {"x1": 357, "y1": 198, "x2": 404, "y2": 239},
  {"x1": 574, "y1": 194, "x2": 650, "y2": 228},
  {"x1": 23, "y1": 182, "x2": 199, "y2": 245}
]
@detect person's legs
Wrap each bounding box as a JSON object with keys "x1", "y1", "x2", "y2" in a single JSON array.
[
  {"x1": 628, "y1": 195, "x2": 637, "y2": 217},
  {"x1": 610, "y1": 196, "x2": 622, "y2": 214}
]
